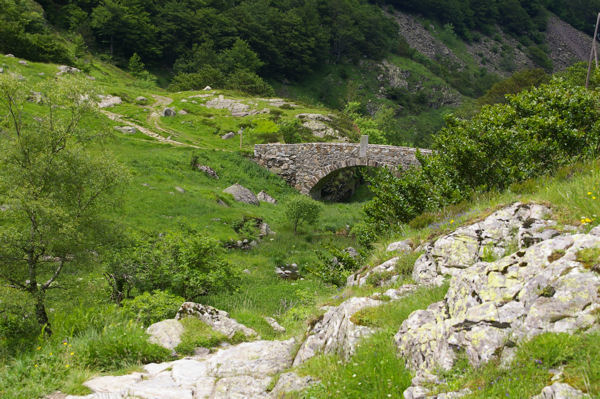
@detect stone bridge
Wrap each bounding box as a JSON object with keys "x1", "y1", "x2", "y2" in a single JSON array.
[{"x1": 254, "y1": 140, "x2": 432, "y2": 195}]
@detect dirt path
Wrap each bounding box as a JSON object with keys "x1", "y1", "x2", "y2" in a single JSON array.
[{"x1": 102, "y1": 109, "x2": 199, "y2": 148}]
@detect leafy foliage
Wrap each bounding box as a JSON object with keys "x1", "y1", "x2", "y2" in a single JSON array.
[
  {"x1": 366, "y1": 68, "x2": 600, "y2": 227},
  {"x1": 284, "y1": 196, "x2": 322, "y2": 233},
  {"x1": 121, "y1": 290, "x2": 185, "y2": 327},
  {"x1": 0, "y1": 74, "x2": 127, "y2": 334}
]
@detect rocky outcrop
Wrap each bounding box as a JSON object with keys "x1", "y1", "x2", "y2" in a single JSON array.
[
  {"x1": 114, "y1": 126, "x2": 137, "y2": 134},
  {"x1": 264, "y1": 317, "x2": 286, "y2": 333},
  {"x1": 295, "y1": 113, "x2": 339, "y2": 138},
  {"x1": 275, "y1": 263, "x2": 300, "y2": 280},
  {"x1": 66, "y1": 339, "x2": 297, "y2": 399},
  {"x1": 293, "y1": 296, "x2": 382, "y2": 366},
  {"x1": 347, "y1": 257, "x2": 400, "y2": 287},
  {"x1": 176, "y1": 302, "x2": 256, "y2": 339},
  {"x1": 546, "y1": 14, "x2": 592, "y2": 72},
  {"x1": 222, "y1": 184, "x2": 259, "y2": 205},
  {"x1": 195, "y1": 165, "x2": 219, "y2": 179},
  {"x1": 147, "y1": 319, "x2": 184, "y2": 351},
  {"x1": 413, "y1": 202, "x2": 557, "y2": 286},
  {"x1": 395, "y1": 232, "x2": 600, "y2": 374},
  {"x1": 257, "y1": 191, "x2": 277, "y2": 204},
  {"x1": 532, "y1": 382, "x2": 590, "y2": 399},
  {"x1": 204, "y1": 95, "x2": 269, "y2": 117},
  {"x1": 387, "y1": 239, "x2": 412, "y2": 253},
  {"x1": 98, "y1": 95, "x2": 122, "y2": 108},
  {"x1": 270, "y1": 373, "x2": 318, "y2": 397}
]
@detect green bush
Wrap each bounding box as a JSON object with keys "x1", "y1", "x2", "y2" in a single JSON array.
[
  {"x1": 0, "y1": 287, "x2": 38, "y2": 355},
  {"x1": 366, "y1": 72, "x2": 600, "y2": 227},
  {"x1": 72, "y1": 320, "x2": 170, "y2": 371},
  {"x1": 169, "y1": 67, "x2": 225, "y2": 91},
  {"x1": 310, "y1": 246, "x2": 363, "y2": 287},
  {"x1": 224, "y1": 69, "x2": 274, "y2": 96},
  {"x1": 122, "y1": 290, "x2": 184, "y2": 327},
  {"x1": 284, "y1": 197, "x2": 322, "y2": 233},
  {"x1": 280, "y1": 119, "x2": 313, "y2": 144}
]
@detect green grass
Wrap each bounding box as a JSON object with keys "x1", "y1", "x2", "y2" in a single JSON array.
[
  {"x1": 295, "y1": 285, "x2": 448, "y2": 399},
  {"x1": 175, "y1": 318, "x2": 228, "y2": 355},
  {"x1": 436, "y1": 333, "x2": 600, "y2": 398}
]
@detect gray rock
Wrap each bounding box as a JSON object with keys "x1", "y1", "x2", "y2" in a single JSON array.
[
  {"x1": 223, "y1": 184, "x2": 259, "y2": 205},
  {"x1": 293, "y1": 296, "x2": 382, "y2": 365},
  {"x1": 347, "y1": 257, "x2": 399, "y2": 287},
  {"x1": 0, "y1": 68, "x2": 4, "y2": 74},
  {"x1": 5, "y1": 54, "x2": 14, "y2": 57},
  {"x1": 98, "y1": 95, "x2": 122, "y2": 108},
  {"x1": 221, "y1": 132, "x2": 235, "y2": 140},
  {"x1": 203, "y1": 86, "x2": 212, "y2": 90},
  {"x1": 57, "y1": 65, "x2": 80, "y2": 75},
  {"x1": 163, "y1": 107, "x2": 176, "y2": 117},
  {"x1": 270, "y1": 372, "x2": 318, "y2": 397},
  {"x1": 259, "y1": 222, "x2": 274, "y2": 237},
  {"x1": 146, "y1": 319, "x2": 184, "y2": 350},
  {"x1": 178, "y1": 110, "x2": 188, "y2": 115},
  {"x1": 264, "y1": 317, "x2": 286, "y2": 333},
  {"x1": 396, "y1": 232, "x2": 600, "y2": 373},
  {"x1": 69, "y1": 338, "x2": 298, "y2": 399},
  {"x1": 114, "y1": 126, "x2": 137, "y2": 134},
  {"x1": 413, "y1": 202, "x2": 555, "y2": 286},
  {"x1": 387, "y1": 239, "x2": 412, "y2": 253},
  {"x1": 532, "y1": 382, "x2": 590, "y2": 399},
  {"x1": 18, "y1": 60, "x2": 27, "y2": 66},
  {"x1": 257, "y1": 190, "x2": 277, "y2": 204},
  {"x1": 176, "y1": 302, "x2": 256, "y2": 338},
  {"x1": 196, "y1": 165, "x2": 219, "y2": 179},
  {"x1": 344, "y1": 247, "x2": 359, "y2": 259},
  {"x1": 135, "y1": 96, "x2": 148, "y2": 103},
  {"x1": 275, "y1": 263, "x2": 300, "y2": 280},
  {"x1": 175, "y1": 186, "x2": 185, "y2": 194}
]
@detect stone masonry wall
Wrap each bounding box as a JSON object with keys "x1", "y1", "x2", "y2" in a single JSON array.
[{"x1": 254, "y1": 143, "x2": 432, "y2": 194}]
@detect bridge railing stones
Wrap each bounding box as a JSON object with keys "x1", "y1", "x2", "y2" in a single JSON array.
[{"x1": 254, "y1": 143, "x2": 432, "y2": 195}]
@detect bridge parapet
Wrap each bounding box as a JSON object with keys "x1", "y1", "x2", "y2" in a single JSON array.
[{"x1": 254, "y1": 143, "x2": 432, "y2": 194}]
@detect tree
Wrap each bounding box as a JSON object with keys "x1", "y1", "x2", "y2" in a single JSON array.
[
  {"x1": 128, "y1": 52, "x2": 145, "y2": 77},
  {"x1": 284, "y1": 197, "x2": 322, "y2": 233},
  {"x1": 0, "y1": 74, "x2": 127, "y2": 335}
]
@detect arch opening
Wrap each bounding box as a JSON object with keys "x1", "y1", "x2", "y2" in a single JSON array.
[{"x1": 309, "y1": 166, "x2": 376, "y2": 202}]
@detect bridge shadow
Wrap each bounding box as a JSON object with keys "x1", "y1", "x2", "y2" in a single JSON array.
[{"x1": 309, "y1": 166, "x2": 376, "y2": 203}]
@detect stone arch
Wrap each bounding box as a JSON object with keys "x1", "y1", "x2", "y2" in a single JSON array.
[{"x1": 301, "y1": 159, "x2": 394, "y2": 195}]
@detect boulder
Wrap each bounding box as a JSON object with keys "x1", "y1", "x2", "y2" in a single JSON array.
[
  {"x1": 387, "y1": 239, "x2": 412, "y2": 253},
  {"x1": 264, "y1": 317, "x2": 286, "y2": 333},
  {"x1": 222, "y1": 184, "x2": 259, "y2": 205},
  {"x1": 395, "y1": 232, "x2": 600, "y2": 373},
  {"x1": 275, "y1": 263, "x2": 300, "y2": 280},
  {"x1": 178, "y1": 110, "x2": 188, "y2": 115},
  {"x1": 0, "y1": 68, "x2": 4, "y2": 74},
  {"x1": 175, "y1": 186, "x2": 185, "y2": 194},
  {"x1": 176, "y1": 302, "x2": 256, "y2": 338},
  {"x1": 195, "y1": 165, "x2": 219, "y2": 179},
  {"x1": 114, "y1": 126, "x2": 137, "y2": 134},
  {"x1": 68, "y1": 338, "x2": 298, "y2": 399},
  {"x1": 344, "y1": 247, "x2": 359, "y2": 259},
  {"x1": 412, "y1": 202, "x2": 556, "y2": 286},
  {"x1": 532, "y1": 382, "x2": 590, "y2": 399},
  {"x1": 135, "y1": 96, "x2": 148, "y2": 103},
  {"x1": 57, "y1": 65, "x2": 80, "y2": 76},
  {"x1": 98, "y1": 95, "x2": 122, "y2": 108},
  {"x1": 162, "y1": 107, "x2": 176, "y2": 117},
  {"x1": 347, "y1": 257, "x2": 399, "y2": 287},
  {"x1": 259, "y1": 222, "x2": 274, "y2": 237},
  {"x1": 146, "y1": 319, "x2": 184, "y2": 350},
  {"x1": 18, "y1": 60, "x2": 27, "y2": 66},
  {"x1": 203, "y1": 86, "x2": 212, "y2": 90},
  {"x1": 257, "y1": 190, "x2": 277, "y2": 204},
  {"x1": 221, "y1": 132, "x2": 235, "y2": 140},
  {"x1": 293, "y1": 296, "x2": 382, "y2": 366},
  {"x1": 5, "y1": 54, "x2": 14, "y2": 57}
]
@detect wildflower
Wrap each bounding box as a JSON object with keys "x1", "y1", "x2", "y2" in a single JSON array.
[
  {"x1": 588, "y1": 192, "x2": 592, "y2": 195},
  {"x1": 49, "y1": 352, "x2": 53, "y2": 356},
  {"x1": 34, "y1": 364, "x2": 38, "y2": 368},
  {"x1": 65, "y1": 364, "x2": 70, "y2": 368},
  {"x1": 593, "y1": 197, "x2": 597, "y2": 200},
  {"x1": 63, "y1": 342, "x2": 68, "y2": 346},
  {"x1": 450, "y1": 219, "x2": 454, "y2": 224},
  {"x1": 36, "y1": 346, "x2": 41, "y2": 350},
  {"x1": 352, "y1": 374, "x2": 357, "y2": 378},
  {"x1": 70, "y1": 352, "x2": 74, "y2": 356}
]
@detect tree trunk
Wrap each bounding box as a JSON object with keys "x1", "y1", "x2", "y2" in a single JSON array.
[{"x1": 34, "y1": 290, "x2": 52, "y2": 336}]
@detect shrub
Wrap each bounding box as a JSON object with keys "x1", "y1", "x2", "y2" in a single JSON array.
[
  {"x1": 169, "y1": 67, "x2": 225, "y2": 91},
  {"x1": 365, "y1": 73, "x2": 600, "y2": 227},
  {"x1": 0, "y1": 287, "x2": 38, "y2": 355},
  {"x1": 284, "y1": 197, "x2": 322, "y2": 233},
  {"x1": 310, "y1": 246, "x2": 363, "y2": 287},
  {"x1": 280, "y1": 119, "x2": 313, "y2": 144},
  {"x1": 72, "y1": 320, "x2": 170, "y2": 371},
  {"x1": 122, "y1": 290, "x2": 185, "y2": 326},
  {"x1": 224, "y1": 69, "x2": 274, "y2": 96}
]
